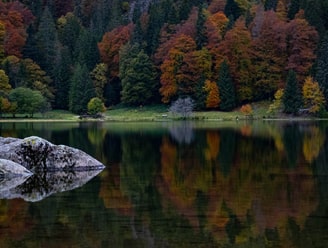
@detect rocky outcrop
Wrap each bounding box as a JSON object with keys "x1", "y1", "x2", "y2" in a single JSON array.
[
  {"x1": 0, "y1": 136, "x2": 105, "y2": 201},
  {"x1": 0, "y1": 136, "x2": 105, "y2": 172}
]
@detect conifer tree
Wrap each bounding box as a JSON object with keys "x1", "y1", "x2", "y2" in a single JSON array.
[
  {"x1": 69, "y1": 63, "x2": 95, "y2": 114},
  {"x1": 283, "y1": 70, "x2": 302, "y2": 114},
  {"x1": 264, "y1": 0, "x2": 278, "y2": 11},
  {"x1": 196, "y1": 5, "x2": 207, "y2": 49},
  {"x1": 217, "y1": 60, "x2": 236, "y2": 111},
  {"x1": 53, "y1": 46, "x2": 72, "y2": 110},
  {"x1": 315, "y1": 33, "x2": 328, "y2": 109},
  {"x1": 287, "y1": 0, "x2": 300, "y2": 19},
  {"x1": 74, "y1": 29, "x2": 99, "y2": 71},
  {"x1": 120, "y1": 46, "x2": 157, "y2": 106},
  {"x1": 36, "y1": 6, "x2": 58, "y2": 75},
  {"x1": 224, "y1": 0, "x2": 241, "y2": 22}
]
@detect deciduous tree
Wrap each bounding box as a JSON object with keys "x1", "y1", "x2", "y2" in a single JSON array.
[
  {"x1": 286, "y1": 11, "x2": 318, "y2": 81},
  {"x1": 98, "y1": 23, "x2": 133, "y2": 78},
  {"x1": 218, "y1": 18, "x2": 252, "y2": 103},
  {"x1": 204, "y1": 80, "x2": 220, "y2": 109},
  {"x1": 302, "y1": 76, "x2": 325, "y2": 114}
]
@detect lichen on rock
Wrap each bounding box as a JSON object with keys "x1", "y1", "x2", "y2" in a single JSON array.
[{"x1": 0, "y1": 136, "x2": 105, "y2": 172}]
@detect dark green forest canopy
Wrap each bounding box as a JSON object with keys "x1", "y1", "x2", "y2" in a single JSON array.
[{"x1": 0, "y1": 0, "x2": 327, "y2": 115}]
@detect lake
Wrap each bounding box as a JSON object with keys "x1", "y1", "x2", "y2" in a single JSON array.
[{"x1": 0, "y1": 120, "x2": 328, "y2": 247}]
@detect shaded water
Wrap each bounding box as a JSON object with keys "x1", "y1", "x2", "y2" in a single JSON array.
[{"x1": 0, "y1": 120, "x2": 328, "y2": 247}]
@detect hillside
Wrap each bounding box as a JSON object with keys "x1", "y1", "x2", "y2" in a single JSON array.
[{"x1": 0, "y1": 0, "x2": 327, "y2": 117}]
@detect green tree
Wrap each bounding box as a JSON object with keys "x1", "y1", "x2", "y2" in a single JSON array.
[
  {"x1": 283, "y1": 70, "x2": 302, "y2": 114},
  {"x1": 57, "y1": 12, "x2": 82, "y2": 56},
  {"x1": 87, "y1": 97, "x2": 106, "y2": 115},
  {"x1": 196, "y1": 5, "x2": 207, "y2": 50},
  {"x1": 264, "y1": 0, "x2": 278, "y2": 11},
  {"x1": 8, "y1": 87, "x2": 47, "y2": 117},
  {"x1": 120, "y1": 47, "x2": 157, "y2": 106},
  {"x1": 36, "y1": 6, "x2": 58, "y2": 74},
  {"x1": 53, "y1": 46, "x2": 72, "y2": 110},
  {"x1": 217, "y1": 60, "x2": 236, "y2": 111},
  {"x1": 315, "y1": 33, "x2": 328, "y2": 109},
  {"x1": 74, "y1": 29, "x2": 99, "y2": 71},
  {"x1": 224, "y1": 0, "x2": 242, "y2": 22},
  {"x1": 69, "y1": 63, "x2": 95, "y2": 114},
  {"x1": 287, "y1": 0, "x2": 300, "y2": 19}
]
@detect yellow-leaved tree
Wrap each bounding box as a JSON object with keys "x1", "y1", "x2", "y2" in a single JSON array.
[{"x1": 302, "y1": 76, "x2": 325, "y2": 114}]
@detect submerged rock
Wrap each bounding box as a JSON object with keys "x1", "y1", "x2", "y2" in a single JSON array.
[{"x1": 0, "y1": 136, "x2": 105, "y2": 172}]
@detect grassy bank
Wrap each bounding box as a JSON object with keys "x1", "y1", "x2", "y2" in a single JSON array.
[{"x1": 0, "y1": 102, "x2": 320, "y2": 122}]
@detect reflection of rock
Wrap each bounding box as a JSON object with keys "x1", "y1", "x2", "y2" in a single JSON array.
[
  {"x1": 0, "y1": 169, "x2": 103, "y2": 202},
  {"x1": 0, "y1": 159, "x2": 32, "y2": 198},
  {"x1": 0, "y1": 136, "x2": 105, "y2": 171},
  {"x1": 0, "y1": 158, "x2": 33, "y2": 178}
]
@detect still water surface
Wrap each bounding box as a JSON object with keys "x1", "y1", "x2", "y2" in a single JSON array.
[{"x1": 0, "y1": 120, "x2": 328, "y2": 248}]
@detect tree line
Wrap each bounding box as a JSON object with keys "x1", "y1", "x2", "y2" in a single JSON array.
[{"x1": 0, "y1": 0, "x2": 327, "y2": 116}]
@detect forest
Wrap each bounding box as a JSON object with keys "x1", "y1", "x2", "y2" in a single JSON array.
[{"x1": 0, "y1": 0, "x2": 327, "y2": 116}]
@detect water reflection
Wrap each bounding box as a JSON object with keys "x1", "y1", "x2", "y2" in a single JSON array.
[
  {"x1": 1, "y1": 169, "x2": 103, "y2": 202},
  {"x1": 0, "y1": 121, "x2": 327, "y2": 247}
]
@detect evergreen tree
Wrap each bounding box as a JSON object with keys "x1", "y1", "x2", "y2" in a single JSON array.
[
  {"x1": 287, "y1": 0, "x2": 300, "y2": 19},
  {"x1": 74, "y1": 29, "x2": 99, "y2": 70},
  {"x1": 145, "y1": 3, "x2": 165, "y2": 55},
  {"x1": 193, "y1": 78, "x2": 206, "y2": 110},
  {"x1": 218, "y1": 60, "x2": 236, "y2": 111},
  {"x1": 57, "y1": 13, "x2": 82, "y2": 57},
  {"x1": 69, "y1": 63, "x2": 95, "y2": 114},
  {"x1": 120, "y1": 47, "x2": 157, "y2": 106},
  {"x1": 224, "y1": 0, "x2": 242, "y2": 22},
  {"x1": 315, "y1": 33, "x2": 328, "y2": 109},
  {"x1": 217, "y1": 60, "x2": 236, "y2": 111},
  {"x1": 283, "y1": 70, "x2": 303, "y2": 114},
  {"x1": 196, "y1": 5, "x2": 207, "y2": 49},
  {"x1": 36, "y1": 6, "x2": 58, "y2": 75},
  {"x1": 264, "y1": 0, "x2": 278, "y2": 11},
  {"x1": 53, "y1": 46, "x2": 72, "y2": 110}
]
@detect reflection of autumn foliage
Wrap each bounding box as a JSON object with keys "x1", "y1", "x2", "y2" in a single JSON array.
[
  {"x1": 303, "y1": 126, "x2": 325, "y2": 163},
  {"x1": 240, "y1": 125, "x2": 252, "y2": 137},
  {"x1": 0, "y1": 199, "x2": 32, "y2": 244},
  {"x1": 204, "y1": 131, "x2": 220, "y2": 161},
  {"x1": 157, "y1": 130, "x2": 318, "y2": 246},
  {"x1": 158, "y1": 137, "x2": 213, "y2": 229},
  {"x1": 98, "y1": 163, "x2": 134, "y2": 216}
]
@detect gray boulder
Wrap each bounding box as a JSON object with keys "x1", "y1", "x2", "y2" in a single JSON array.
[{"x1": 0, "y1": 136, "x2": 105, "y2": 172}]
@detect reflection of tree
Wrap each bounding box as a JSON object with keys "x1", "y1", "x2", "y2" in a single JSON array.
[
  {"x1": 303, "y1": 125, "x2": 325, "y2": 163},
  {"x1": 218, "y1": 129, "x2": 236, "y2": 176},
  {"x1": 283, "y1": 123, "x2": 302, "y2": 168},
  {"x1": 168, "y1": 122, "x2": 194, "y2": 144}
]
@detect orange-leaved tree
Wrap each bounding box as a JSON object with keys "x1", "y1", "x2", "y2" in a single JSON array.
[
  {"x1": 204, "y1": 80, "x2": 220, "y2": 109},
  {"x1": 98, "y1": 23, "x2": 133, "y2": 79},
  {"x1": 159, "y1": 34, "x2": 197, "y2": 103},
  {"x1": 218, "y1": 18, "x2": 253, "y2": 103}
]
